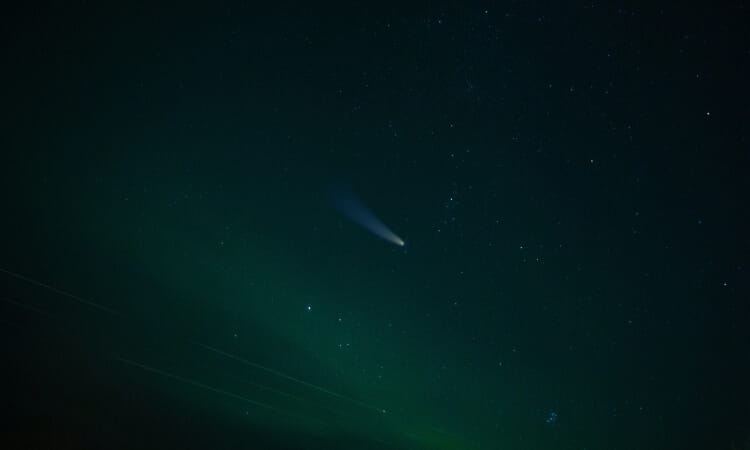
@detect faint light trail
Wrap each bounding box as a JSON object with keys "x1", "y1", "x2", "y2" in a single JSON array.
[
  {"x1": 0, "y1": 267, "x2": 121, "y2": 314},
  {"x1": 195, "y1": 342, "x2": 385, "y2": 413},
  {"x1": 116, "y1": 356, "x2": 281, "y2": 412},
  {"x1": 1, "y1": 296, "x2": 49, "y2": 316},
  {"x1": 115, "y1": 356, "x2": 328, "y2": 428}
]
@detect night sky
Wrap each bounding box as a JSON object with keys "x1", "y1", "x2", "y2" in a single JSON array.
[{"x1": 1, "y1": 3, "x2": 748, "y2": 450}]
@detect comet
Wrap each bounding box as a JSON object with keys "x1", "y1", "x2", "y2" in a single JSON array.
[{"x1": 329, "y1": 183, "x2": 405, "y2": 247}]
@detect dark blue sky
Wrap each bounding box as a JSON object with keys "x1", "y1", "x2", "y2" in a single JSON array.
[{"x1": 1, "y1": 3, "x2": 748, "y2": 449}]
